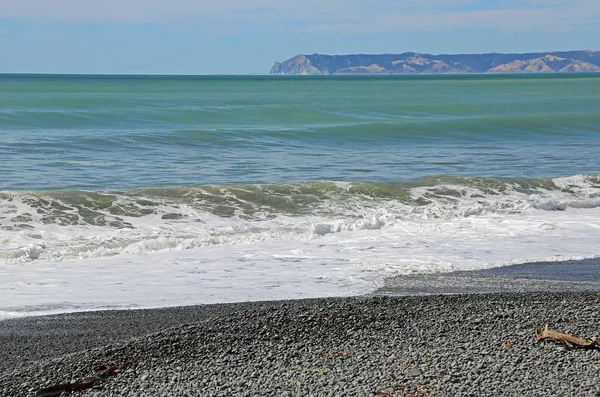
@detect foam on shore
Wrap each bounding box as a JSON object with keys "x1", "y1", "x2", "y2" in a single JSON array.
[{"x1": 2, "y1": 204, "x2": 600, "y2": 319}]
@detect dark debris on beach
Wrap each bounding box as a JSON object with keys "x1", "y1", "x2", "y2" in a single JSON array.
[{"x1": 2, "y1": 292, "x2": 600, "y2": 396}]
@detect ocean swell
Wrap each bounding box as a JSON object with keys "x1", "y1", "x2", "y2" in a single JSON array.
[{"x1": 1, "y1": 174, "x2": 599, "y2": 263}]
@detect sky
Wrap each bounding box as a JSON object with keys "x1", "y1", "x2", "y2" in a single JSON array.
[{"x1": 1, "y1": 0, "x2": 599, "y2": 74}]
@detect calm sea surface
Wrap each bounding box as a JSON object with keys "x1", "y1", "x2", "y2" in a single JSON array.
[
  {"x1": 1, "y1": 74, "x2": 599, "y2": 317},
  {"x1": 1, "y1": 74, "x2": 599, "y2": 190}
]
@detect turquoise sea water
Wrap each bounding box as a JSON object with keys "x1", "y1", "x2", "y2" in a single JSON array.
[{"x1": 1, "y1": 74, "x2": 599, "y2": 191}]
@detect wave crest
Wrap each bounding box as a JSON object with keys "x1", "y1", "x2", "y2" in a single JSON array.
[{"x1": 1, "y1": 174, "x2": 599, "y2": 263}]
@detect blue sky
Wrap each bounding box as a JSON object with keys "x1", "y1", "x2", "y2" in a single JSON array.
[{"x1": 1, "y1": 0, "x2": 599, "y2": 74}]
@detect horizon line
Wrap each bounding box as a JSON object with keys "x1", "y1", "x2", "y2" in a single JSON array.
[{"x1": 3, "y1": 72, "x2": 600, "y2": 78}]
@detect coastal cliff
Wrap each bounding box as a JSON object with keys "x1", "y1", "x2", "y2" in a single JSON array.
[{"x1": 270, "y1": 50, "x2": 600, "y2": 75}]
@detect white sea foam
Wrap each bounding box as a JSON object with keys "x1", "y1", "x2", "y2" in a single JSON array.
[
  {"x1": 1, "y1": 201, "x2": 600, "y2": 319},
  {"x1": 2, "y1": 176, "x2": 600, "y2": 318}
]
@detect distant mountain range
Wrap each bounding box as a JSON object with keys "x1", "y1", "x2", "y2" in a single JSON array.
[{"x1": 270, "y1": 50, "x2": 600, "y2": 75}]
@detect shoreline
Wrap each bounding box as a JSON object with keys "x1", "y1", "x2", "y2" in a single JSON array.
[
  {"x1": 372, "y1": 257, "x2": 600, "y2": 297},
  {"x1": 3, "y1": 292, "x2": 600, "y2": 396},
  {"x1": 2, "y1": 292, "x2": 600, "y2": 396},
  {"x1": 3, "y1": 256, "x2": 599, "y2": 321},
  {"x1": 3, "y1": 259, "x2": 600, "y2": 396}
]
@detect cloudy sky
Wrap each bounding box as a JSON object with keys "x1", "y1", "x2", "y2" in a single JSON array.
[{"x1": 1, "y1": 0, "x2": 598, "y2": 74}]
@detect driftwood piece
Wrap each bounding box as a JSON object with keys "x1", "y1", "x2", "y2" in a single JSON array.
[
  {"x1": 35, "y1": 357, "x2": 135, "y2": 397},
  {"x1": 35, "y1": 366, "x2": 118, "y2": 397},
  {"x1": 534, "y1": 324, "x2": 599, "y2": 349}
]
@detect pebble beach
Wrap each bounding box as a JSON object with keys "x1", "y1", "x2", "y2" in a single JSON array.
[{"x1": 3, "y1": 285, "x2": 600, "y2": 396}]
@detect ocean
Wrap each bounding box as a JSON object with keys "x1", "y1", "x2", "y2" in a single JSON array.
[{"x1": 1, "y1": 74, "x2": 599, "y2": 318}]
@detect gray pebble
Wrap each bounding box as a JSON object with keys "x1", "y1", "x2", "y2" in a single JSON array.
[{"x1": 2, "y1": 292, "x2": 600, "y2": 396}]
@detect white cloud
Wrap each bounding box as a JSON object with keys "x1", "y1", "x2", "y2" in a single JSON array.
[
  {"x1": 0, "y1": 0, "x2": 343, "y2": 22},
  {"x1": 295, "y1": 0, "x2": 600, "y2": 34},
  {"x1": 1, "y1": 0, "x2": 598, "y2": 34},
  {"x1": 300, "y1": 6, "x2": 598, "y2": 34}
]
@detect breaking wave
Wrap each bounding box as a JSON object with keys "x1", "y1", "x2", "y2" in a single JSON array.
[{"x1": 1, "y1": 174, "x2": 599, "y2": 263}]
